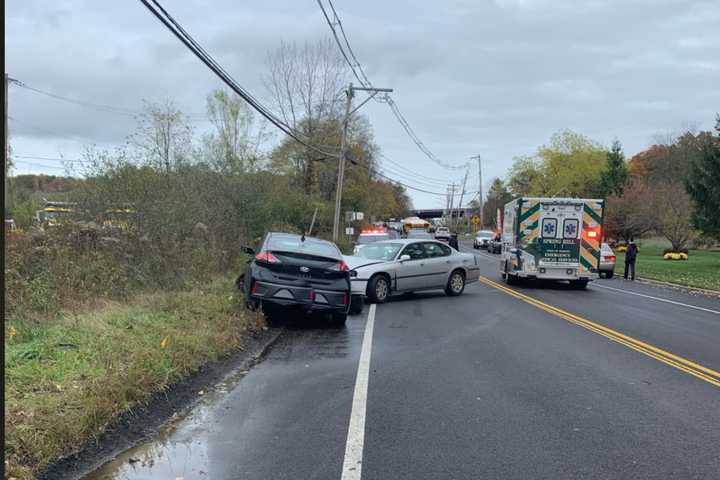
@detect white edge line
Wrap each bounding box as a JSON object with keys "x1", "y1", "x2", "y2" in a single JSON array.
[
  {"x1": 341, "y1": 303, "x2": 376, "y2": 480},
  {"x1": 592, "y1": 283, "x2": 720, "y2": 315}
]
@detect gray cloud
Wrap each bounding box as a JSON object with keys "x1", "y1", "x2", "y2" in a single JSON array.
[{"x1": 6, "y1": 0, "x2": 719, "y2": 207}]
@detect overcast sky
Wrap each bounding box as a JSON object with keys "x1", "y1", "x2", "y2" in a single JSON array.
[{"x1": 6, "y1": 0, "x2": 719, "y2": 208}]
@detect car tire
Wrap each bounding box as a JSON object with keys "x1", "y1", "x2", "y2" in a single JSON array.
[
  {"x1": 331, "y1": 312, "x2": 347, "y2": 327},
  {"x1": 367, "y1": 274, "x2": 390, "y2": 303},
  {"x1": 445, "y1": 270, "x2": 466, "y2": 296},
  {"x1": 262, "y1": 302, "x2": 284, "y2": 327},
  {"x1": 570, "y1": 279, "x2": 589, "y2": 290},
  {"x1": 349, "y1": 295, "x2": 364, "y2": 315},
  {"x1": 606, "y1": 271, "x2": 614, "y2": 279}
]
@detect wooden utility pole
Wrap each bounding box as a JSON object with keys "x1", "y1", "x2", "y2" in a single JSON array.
[
  {"x1": 470, "y1": 155, "x2": 483, "y2": 227},
  {"x1": 332, "y1": 85, "x2": 354, "y2": 242},
  {"x1": 456, "y1": 168, "x2": 469, "y2": 230},
  {"x1": 332, "y1": 83, "x2": 393, "y2": 241},
  {"x1": 4, "y1": 74, "x2": 10, "y2": 214}
]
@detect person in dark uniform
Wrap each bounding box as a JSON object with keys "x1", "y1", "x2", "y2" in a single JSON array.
[
  {"x1": 448, "y1": 233, "x2": 459, "y2": 250},
  {"x1": 624, "y1": 238, "x2": 638, "y2": 280}
]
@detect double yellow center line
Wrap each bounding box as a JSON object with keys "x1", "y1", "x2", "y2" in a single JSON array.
[{"x1": 479, "y1": 277, "x2": 720, "y2": 388}]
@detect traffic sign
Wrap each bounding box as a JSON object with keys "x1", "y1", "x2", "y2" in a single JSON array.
[{"x1": 471, "y1": 215, "x2": 480, "y2": 225}]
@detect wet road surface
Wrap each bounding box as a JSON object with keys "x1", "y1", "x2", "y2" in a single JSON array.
[{"x1": 84, "y1": 244, "x2": 720, "y2": 479}]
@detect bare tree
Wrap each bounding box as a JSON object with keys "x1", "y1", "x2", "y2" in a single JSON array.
[
  {"x1": 204, "y1": 89, "x2": 269, "y2": 173},
  {"x1": 264, "y1": 38, "x2": 348, "y2": 193},
  {"x1": 129, "y1": 99, "x2": 194, "y2": 173}
]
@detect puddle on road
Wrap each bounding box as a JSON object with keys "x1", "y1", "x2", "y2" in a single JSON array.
[
  {"x1": 83, "y1": 325, "x2": 355, "y2": 480},
  {"x1": 84, "y1": 392, "x2": 216, "y2": 480},
  {"x1": 84, "y1": 357, "x2": 256, "y2": 479}
]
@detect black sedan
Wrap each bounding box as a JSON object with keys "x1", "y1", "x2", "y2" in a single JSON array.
[{"x1": 238, "y1": 232, "x2": 361, "y2": 326}]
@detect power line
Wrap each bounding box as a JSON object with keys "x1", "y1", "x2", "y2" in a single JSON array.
[
  {"x1": 379, "y1": 154, "x2": 459, "y2": 185},
  {"x1": 378, "y1": 160, "x2": 455, "y2": 188},
  {"x1": 138, "y1": 0, "x2": 338, "y2": 159},
  {"x1": 13, "y1": 154, "x2": 85, "y2": 163},
  {"x1": 12, "y1": 79, "x2": 209, "y2": 120},
  {"x1": 316, "y1": 1, "x2": 470, "y2": 171},
  {"x1": 13, "y1": 81, "x2": 137, "y2": 116},
  {"x1": 12, "y1": 159, "x2": 67, "y2": 170}
]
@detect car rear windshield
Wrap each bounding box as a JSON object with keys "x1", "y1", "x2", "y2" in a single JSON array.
[
  {"x1": 477, "y1": 231, "x2": 494, "y2": 237},
  {"x1": 266, "y1": 234, "x2": 340, "y2": 259},
  {"x1": 357, "y1": 234, "x2": 389, "y2": 244}
]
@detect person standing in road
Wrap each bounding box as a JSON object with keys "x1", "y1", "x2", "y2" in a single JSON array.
[
  {"x1": 624, "y1": 238, "x2": 638, "y2": 280},
  {"x1": 449, "y1": 233, "x2": 459, "y2": 250}
]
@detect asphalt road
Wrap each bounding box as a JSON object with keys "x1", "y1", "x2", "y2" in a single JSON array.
[{"x1": 85, "y1": 243, "x2": 720, "y2": 480}]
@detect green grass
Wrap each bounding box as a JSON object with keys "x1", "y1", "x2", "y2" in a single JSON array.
[
  {"x1": 4, "y1": 278, "x2": 263, "y2": 479},
  {"x1": 615, "y1": 239, "x2": 720, "y2": 291}
]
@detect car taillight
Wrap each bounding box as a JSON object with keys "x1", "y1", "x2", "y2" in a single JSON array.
[
  {"x1": 309, "y1": 291, "x2": 316, "y2": 302},
  {"x1": 605, "y1": 255, "x2": 616, "y2": 262},
  {"x1": 329, "y1": 261, "x2": 349, "y2": 271},
  {"x1": 343, "y1": 291, "x2": 349, "y2": 305},
  {"x1": 250, "y1": 280, "x2": 258, "y2": 294},
  {"x1": 255, "y1": 251, "x2": 280, "y2": 263}
]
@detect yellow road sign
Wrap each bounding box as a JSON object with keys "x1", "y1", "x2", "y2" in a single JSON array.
[{"x1": 471, "y1": 215, "x2": 480, "y2": 225}]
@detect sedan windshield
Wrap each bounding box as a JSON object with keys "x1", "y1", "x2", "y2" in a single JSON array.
[{"x1": 356, "y1": 243, "x2": 403, "y2": 260}]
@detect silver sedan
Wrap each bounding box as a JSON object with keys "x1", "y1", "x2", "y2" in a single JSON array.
[{"x1": 344, "y1": 239, "x2": 480, "y2": 303}]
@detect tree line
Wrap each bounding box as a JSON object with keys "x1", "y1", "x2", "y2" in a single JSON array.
[
  {"x1": 473, "y1": 116, "x2": 720, "y2": 252},
  {"x1": 4, "y1": 40, "x2": 412, "y2": 319}
]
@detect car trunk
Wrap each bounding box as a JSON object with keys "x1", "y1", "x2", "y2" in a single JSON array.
[{"x1": 265, "y1": 251, "x2": 347, "y2": 285}]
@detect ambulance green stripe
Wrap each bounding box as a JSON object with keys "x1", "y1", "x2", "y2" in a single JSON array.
[
  {"x1": 583, "y1": 204, "x2": 602, "y2": 224},
  {"x1": 519, "y1": 202, "x2": 541, "y2": 223},
  {"x1": 580, "y1": 256, "x2": 594, "y2": 271}
]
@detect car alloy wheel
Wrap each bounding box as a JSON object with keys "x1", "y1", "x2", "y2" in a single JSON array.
[
  {"x1": 375, "y1": 277, "x2": 389, "y2": 301},
  {"x1": 450, "y1": 272, "x2": 464, "y2": 293}
]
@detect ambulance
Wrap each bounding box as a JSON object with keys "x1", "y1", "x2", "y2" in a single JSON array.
[{"x1": 500, "y1": 197, "x2": 604, "y2": 289}]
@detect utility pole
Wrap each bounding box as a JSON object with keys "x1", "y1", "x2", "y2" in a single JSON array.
[
  {"x1": 470, "y1": 154, "x2": 483, "y2": 227},
  {"x1": 332, "y1": 83, "x2": 393, "y2": 241},
  {"x1": 448, "y1": 183, "x2": 456, "y2": 228},
  {"x1": 456, "y1": 168, "x2": 469, "y2": 230},
  {"x1": 5, "y1": 74, "x2": 12, "y2": 215}
]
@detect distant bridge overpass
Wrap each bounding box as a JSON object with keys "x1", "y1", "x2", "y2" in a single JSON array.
[{"x1": 411, "y1": 208, "x2": 472, "y2": 221}]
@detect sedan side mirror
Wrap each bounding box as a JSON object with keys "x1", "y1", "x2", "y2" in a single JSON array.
[
  {"x1": 349, "y1": 270, "x2": 358, "y2": 278},
  {"x1": 241, "y1": 245, "x2": 255, "y2": 255},
  {"x1": 399, "y1": 254, "x2": 411, "y2": 262}
]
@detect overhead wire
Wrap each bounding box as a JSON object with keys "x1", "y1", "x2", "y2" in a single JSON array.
[
  {"x1": 11, "y1": 81, "x2": 207, "y2": 119},
  {"x1": 316, "y1": 0, "x2": 470, "y2": 172},
  {"x1": 139, "y1": 0, "x2": 338, "y2": 159},
  {"x1": 12, "y1": 159, "x2": 67, "y2": 170},
  {"x1": 13, "y1": 154, "x2": 85, "y2": 163}
]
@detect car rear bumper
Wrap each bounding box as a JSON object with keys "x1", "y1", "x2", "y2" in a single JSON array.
[
  {"x1": 249, "y1": 280, "x2": 349, "y2": 313},
  {"x1": 598, "y1": 262, "x2": 615, "y2": 272}
]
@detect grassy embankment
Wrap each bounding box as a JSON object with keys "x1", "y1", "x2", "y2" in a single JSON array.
[
  {"x1": 4, "y1": 277, "x2": 262, "y2": 479},
  {"x1": 615, "y1": 238, "x2": 720, "y2": 291}
]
